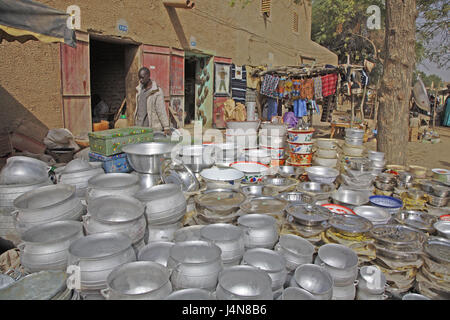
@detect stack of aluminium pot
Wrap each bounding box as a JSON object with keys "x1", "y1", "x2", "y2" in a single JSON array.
[
  {"x1": 0, "y1": 156, "x2": 51, "y2": 244},
  {"x1": 83, "y1": 195, "x2": 147, "y2": 254},
  {"x1": 313, "y1": 139, "x2": 340, "y2": 168},
  {"x1": 135, "y1": 184, "x2": 186, "y2": 243},
  {"x1": 369, "y1": 224, "x2": 426, "y2": 297},
  {"x1": 86, "y1": 173, "x2": 140, "y2": 203},
  {"x1": 13, "y1": 184, "x2": 85, "y2": 236},
  {"x1": 374, "y1": 173, "x2": 397, "y2": 196},
  {"x1": 284, "y1": 203, "x2": 332, "y2": 245},
  {"x1": 57, "y1": 159, "x2": 104, "y2": 199},
  {"x1": 315, "y1": 244, "x2": 360, "y2": 300},
  {"x1": 368, "y1": 151, "x2": 386, "y2": 175},
  {"x1": 356, "y1": 265, "x2": 388, "y2": 300},
  {"x1": 259, "y1": 122, "x2": 288, "y2": 167},
  {"x1": 415, "y1": 237, "x2": 450, "y2": 299}
]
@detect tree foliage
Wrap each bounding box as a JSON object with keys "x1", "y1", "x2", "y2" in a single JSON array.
[{"x1": 413, "y1": 70, "x2": 444, "y2": 88}]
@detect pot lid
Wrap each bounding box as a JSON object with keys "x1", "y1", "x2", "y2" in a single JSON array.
[
  {"x1": 0, "y1": 271, "x2": 66, "y2": 300},
  {"x1": 286, "y1": 204, "x2": 332, "y2": 223},
  {"x1": 328, "y1": 214, "x2": 373, "y2": 235},
  {"x1": 369, "y1": 224, "x2": 425, "y2": 246},
  {"x1": 423, "y1": 237, "x2": 450, "y2": 264},
  {"x1": 240, "y1": 196, "x2": 287, "y2": 214},
  {"x1": 87, "y1": 195, "x2": 145, "y2": 223},
  {"x1": 195, "y1": 189, "x2": 246, "y2": 212},
  {"x1": 135, "y1": 184, "x2": 182, "y2": 201}
]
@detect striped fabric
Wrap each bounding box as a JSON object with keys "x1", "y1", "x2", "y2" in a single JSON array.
[
  {"x1": 231, "y1": 64, "x2": 247, "y2": 103},
  {"x1": 261, "y1": 0, "x2": 271, "y2": 15}
]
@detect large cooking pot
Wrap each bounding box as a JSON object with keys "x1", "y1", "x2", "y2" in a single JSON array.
[
  {"x1": 0, "y1": 156, "x2": 50, "y2": 185},
  {"x1": 19, "y1": 221, "x2": 83, "y2": 273},
  {"x1": 216, "y1": 265, "x2": 273, "y2": 300},
  {"x1": 237, "y1": 214, "x2": 279, "y2": 250},
  {"x1": 200, "y1": 223, "x2": 245, "y2": 265},
  {"x1": 122, "y1": 142, "x2": 175, "y2": 174},
  {"x1": 58, "y1": 160, "x2": 104, "y2": 199},
  {"x1": 86, "y1": 173, "x2": 140, "y2": 203},
  {"x1": 168, "y1": 241, "x2": 223, "y2": 291},
  {"x1": 165, "y1": 288, "x2": 216, "y2": 300},
  {"x1": 138, "y1": 242, "x2": 174, "y2": 267},
  {"x1": 176, "y1": 144, "x2": 216, "y2": 173},
  {"x1": 316, "y1": 244, "x2": 359, "y2": 286},
  {"x1": 174, "y1": 225, "x2": 205, "y2": 243},
  {"x1": 146, "y1": 221, "x2": 182, "y2": 243},
  {"x1": 101, "y1": 261, "x2": 172, "y2": 300},
  {"x1": 84, "y1": 195, "x2": 147, "y2": 244},
  {"x1": 0, "y1": 180, "x2": 51, "y2": 211},
  {"x1": 241, "y1": 248, "x2": 287, "y2": 291},
  {"x1": 135, "y1": 184, "x2": 186, "y2": 225},
  {"x1": 67, "y1": 232, "x2": 136, "y2": 291},
  {"x1": 332, "y1": 282, "x2": 357, "y2": 300},
  {"x1": 290, "y1": 264, "x2": 334, "y2": 300},
  {"x1": 274, "y1": 234, "x2": 315, "y2": 271}
]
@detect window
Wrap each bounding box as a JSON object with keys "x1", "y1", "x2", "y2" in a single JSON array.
[
  {"x1": 261, "y1": 0, "x2": 271, "y2": 18},
  {"x1": 293, "y1": 12, "x2": 299, "y2": 33}
]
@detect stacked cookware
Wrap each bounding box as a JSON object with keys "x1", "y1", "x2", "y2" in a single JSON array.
[
  {"x1": 368, "y1": 150, "x2": 386, "y2": 175},
  {"x1": 288, "y1": 264, "x2": 334, "y2": 300},
  {"x1": 135, "y1": 184, "x2": 186, "y2": 243},
  {"x1": 374, "y1": 173, "x2": 397, "y2": 196},
  {"x1": 284, "y1": 203, "x2": 332, "y2": 245},
  {"x1": 259, "y1": 122, "x2": 288, "y2": 166},
  {"x1": 356, "y1": 265, "x2": 388, "y2": 300},
  {"x1": 313, "y1": 138, "x2": 340, "y2": 168},
  {"x1": 286, "y1": 127, "x2": 315, "y2": 167},
  {"x1": 369, "y1": 224, "x2": 425, "y2": 297},
  {"x1": 226, "y1": 121, "x2": 260, "y2": 150},
  {"x1": 86, "y1": 173, "x2": 141, "y2": 203},
  {"x1": 416, "y1": 237, "x2": 450, "y2": 299}
]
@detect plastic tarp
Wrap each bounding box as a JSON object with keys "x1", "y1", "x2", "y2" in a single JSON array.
[{"x1": 0, "y1": 0, "x2": 76, "y2": 47}]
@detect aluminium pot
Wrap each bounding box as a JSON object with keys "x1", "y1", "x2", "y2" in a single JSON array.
[
  {"x1": 13, "y1": 184, "x2": 79, "y2": 223},
  {"x1": 356, "y1": 289, "x2": 389, "y2": 300},
  {"x1": 84, "y1": 195, "x2": 147, "y2": 244},
  {"x1": 316, "y1": 244, "x2": 359, "y2": 286},
  {"x1": 357, "y1": 265, "x2": 388, "y2": 295},
  {"x1": 345, "y1": 128, "x2": 365, "y2": 139},
  {"x1": 0, "y1": 180, "x2": 51, "y2": 210},
  {"x1": 274, "y1": 234, "x2": 315, "y2": 271},
  {"x1": 200, "y1": 223, "x2": 245, "y2": 264},
  {"x1": 146, "y1": 221, "x2": 182, "y2": 243},
  {"x1": 101, "y1": 261, "x2": 172, "y2": 300},
  {"x1": 58, "y1": 167, "x2": 105, "y2": 199},
  {"x1": 138, "y1": 242, "x2": 174, "y2": 267},
  {"x1": 332, "y1": 282, "x2": 357, "y2": 300},
  {"x1": 237, "y1": 214, "x2": 279, "y2": 250},
  {"x1": 67, "y1": 232, "x2": 137, "y2": 291},
  {"x1": 241, "y1": 248, "x2": 287, "y2": 291},
  {"x1": 86, "y1": 173, "x2": 140, "y2": 203},
  {"x1": 290, "y1": 264, "x2": 334, "y2": 300},
  {"x1": 176, "y1": 144, "x2": 216, "y2": 173},
  {"x1": 167, "y1": 241, "x2": 223, "y2": 291},
  {"x1": 19, "y1": 221, "x2": 84, "y2": 273},
  {"x1": 216, "y1": 265, "x2": 273, "y2": 300}
]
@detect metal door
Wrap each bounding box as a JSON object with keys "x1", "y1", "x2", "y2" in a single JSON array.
[
  {"x1": 60, "y1": 31, "x2": 91, "y2": 136},
  {"x1": 170, "y1": 48, "x2": 185, "y2": 128}
]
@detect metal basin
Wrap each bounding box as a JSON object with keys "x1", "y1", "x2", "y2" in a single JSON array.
[
  {"x1": 353, "y1": 206, "x2": 391, "y2": 225},
  {"x1": 200, "y1": 224, "x2": 245, "y2": 263},
  {"x1": 394, "y1": 210, "x2": 437, "y2": 233},
  {"x1": 177, "y1": 144, "x2": 216, "y2": 173},
  {"x1": 316, "y1": 244, "x2": 359, "y2": 286},
  {"x1": 434, "y1": 221, "x2": 450, "y2": 239},
  {"x1": 241, "y1": 185, "x2": 278, "y2": 198},
  {"x1": 297, "y1": 182, "x2": 336, "y2": 197},
  {"x1": 86, "y1": 173, "x2": 140, "y2": 202},
  {"x1": 275, "y1": 234, "x2": 315, "y2": 271},
  {"x1": 306, "y1": 166, "x2": 339, "y2": 184},
  {"x1": 174, "y1": 225, "x2": 204, "y2": 243},
  {"x1": 138, "y1": 242, "x2": 174, "y2": 267},
  {"x1": 216, "y1": 265, "x2": 273, "y2": 300},
  {"x1": 102, "y1": 261, "x2": 172, "y2": 300},
  {"x1": 277, "y1": 192, "x2": 309, "y2": 205},
  {"x1": 0, "y1": 156, "x2": 49, "y2": 185},
  {"x1": 238, "y1": 214, "x2": 279, "y2": 249},
  {"x1": 242, "y1": 248, "x2": 287, "y2": 291},
  {"x1": 277, "y1": 166, "x2": 304, "y2": 178},
  {"x1": 291, "y1": 264, "x2": 334, "y2": 300},
  {"x1": 122, "y1": 142, "x2": 175, "y2": 174},
  {"x1": 332, "y1": 189, "x2": 369, "y2": 208}
]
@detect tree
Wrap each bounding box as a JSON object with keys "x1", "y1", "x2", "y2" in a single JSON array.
[
  {"x1": 377, "y1": 0, "x2": 417, "y2": 165},
  {"x1": 413, "y1": 70, "x2": 444, "y2": 88}
]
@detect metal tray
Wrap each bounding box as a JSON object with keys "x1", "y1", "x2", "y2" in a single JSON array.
[
  {"x1": 286, "y1": 203, "x2": 332, "y2": 226},
  {"x1": 328, "y1": 214, "x2": 373, "y2": 235},
  {"x1": 240, "y1": 196, "x2": 288, "y2": 214},
  {"x1": 423, "y1": 237, "x2": 450, "y2": 265},
  {"x1": 393, "y1": 210, "x2": 437, "y2": 234},
  {"x1": 194, "y1": 188, "x2": 246, "y2": 213},
  {"x1": 369, "y1": 224, "x2": 426, "y2": 248}
]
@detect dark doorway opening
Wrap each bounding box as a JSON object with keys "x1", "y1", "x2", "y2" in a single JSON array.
[{"x1": 184, "y1": 57, "x2": 197, "y2": 125}]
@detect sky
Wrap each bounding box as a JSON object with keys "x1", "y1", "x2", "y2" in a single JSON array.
[{"x1": 418, "y1": 60, "x2": 450, "y2": 83}]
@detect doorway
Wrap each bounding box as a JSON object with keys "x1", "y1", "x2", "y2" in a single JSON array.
[
  {"x1": 184, "y1": 56, "x2": 197, "y2": 125},
  {"x1": 89, "y1": 37, "x2": 140, "y2": 128}
]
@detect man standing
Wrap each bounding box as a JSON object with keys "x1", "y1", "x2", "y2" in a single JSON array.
[{"x1": 134, "y1": 67, "x2": 171, "y2": 135}]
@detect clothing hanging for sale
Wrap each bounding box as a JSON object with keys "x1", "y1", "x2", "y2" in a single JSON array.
[
  {"x1": 321, "y1": 73, "x2": 338, "y2": 97},
  {"x1": 231, "y1": 64, "x2": 247, "y2": 104},
  {"x1": 267, "y1": 98, "x2": 279, "y2": 121},
  {"x1": 293, "y1": 99, "x2": 308, "y2": 118},
  {"x1": 300, "y1": 78, "x2": 315, "y2": 100}
]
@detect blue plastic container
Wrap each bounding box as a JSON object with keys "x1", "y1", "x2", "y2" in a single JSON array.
[{"x1": 89, "y1": 151, "x2": 131, "y2": 173}]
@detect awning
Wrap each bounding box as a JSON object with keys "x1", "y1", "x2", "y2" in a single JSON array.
[{"x1": 0, "y1": 0, "x2": 76, "y2": 47}]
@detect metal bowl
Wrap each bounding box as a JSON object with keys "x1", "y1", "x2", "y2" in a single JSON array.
[
  {"x1": 138, "y1": 242, "x2": 174, "y2": 267},
  {"x1": 276, "y1": 234, "x2": 315, "y2": 260},
  {"x1": 306, "y1": 167, "x2": 340, "y2": 184},
  {"x1": 318, "y1": 244, "x2": 358, "y2": 270},
  {"x1": 420, "y1": 180, "x2": 436, "y2": 193},
  {"x1": 217, "y1": 265, "x2": 272, "y2": 300},
  {"x1": 332, "y1": 189, "x2": 369, "y2": 208},
  {"x1": 173, "y1": 225, "x2": 204, "y2": 243},
  {"x1": 169, "y1": 241, "x2": 222, "y2": 265},
  {"x1": 345, "y1": 128, "x2": 365, "y2": 139},
  {"x1": 14, "y1": 184, "x2": 76, "y2": 212},
  {"x1": 434, "y1": 221, "x2": 450, "y2": 239},
  {"x1": 241, "y1": 185, "x2": 278, "y2": 198},
  {"x1": 297, "y1": 182, "x2": 336, "y2": 196},
  {"x1": 286, "y1": 203, "x2": 332, "y2": 226},
  {"x1": 431, "y1": 185, "x2": 450, "y2": 198},
  {"x1": 353, "y1": 206, "x2": 391, "y2": 225},
  {"x1": 281, "y1": 287, "x2": 316, "y2": 300},
  {"x1": 122, "y1": 142, "x2": 175, "y2": 174},
  {"x1": 394, "y1": 211, "x2": 437, "y2": 233},
  {"x1": 277, "y1": 166, "x2": 305, "y2": 178},
  {"x1": 428, "y1": 194, "x2": 449, "y2": 207},
  {"x1": 87, "y1": 195, "x2": 145, "y2": 224},
  {"x1": 165, "y1": 288, "x2": 216, "y2": 300},
  {"x1": 0, "y1": 156, "x2": 49, "y2": 185},
  {"x1": 368, "y1": 151, "x2": 385, "y2": 162},
  {"x1": 277, "y1": 192, "x2": 309, "y2": 205},
  {"x1": 291, "y1": 264, "x2": 334, "y2": 299}
]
